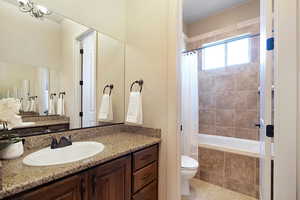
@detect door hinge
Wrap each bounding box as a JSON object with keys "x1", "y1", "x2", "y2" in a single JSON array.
[
  {"x1": 79, "y1": 112, "x2": 83, "y2": 117},
  {"x1": 266, "y1": 125, "x2": 274, "y2": 138},
  {"x1": 79, "y1": 80, "x2": 83, "y2": 86},
  {"x1": 80, "y1": 49, "x2": 84, "y2": 54},
  {"x1": 267, "y1": 37, "x2": 274, "y2": 51}
]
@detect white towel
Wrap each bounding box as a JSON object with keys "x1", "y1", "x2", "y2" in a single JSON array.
[
  {"x1": 57, "y1": 97, "x2": 65, "y2": 116},
  {"x1": 21, "y1": 80, "x2": 30, "y2": 98},
  {"x1": 98, "y1": 94, "x2": 113, "y2": 121},
  {"x1": 126, "y1": 92, "x2": 143, "y2": 124},
  {"x1": 29, "y1": 99, "x2": 37, "y2": 112},
  {"x1": 24, "y1": 100, "x2": 31, "y2": 112},
  {"x1": 48, "y1": 98, "x2": 56, "y2": 115}
]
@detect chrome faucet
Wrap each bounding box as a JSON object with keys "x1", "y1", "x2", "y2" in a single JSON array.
[{"x1": 51, "y1": 136, "x2": 72, "y2": 149}]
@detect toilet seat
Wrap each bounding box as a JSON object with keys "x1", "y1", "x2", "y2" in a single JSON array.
[{"x1": 181, "y1": 155, "x2": 199, "y2": 170}]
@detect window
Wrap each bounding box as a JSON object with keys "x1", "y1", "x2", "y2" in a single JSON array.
[
  {"x1": 202, "y1": 44, "x2": 226, "y2": 70},
  {"x1": 227, "y1": 38, "x2": 250, "y2": 65},
  {"x1": 202, "y1": 37, "x2": 250, "y2": 70}
]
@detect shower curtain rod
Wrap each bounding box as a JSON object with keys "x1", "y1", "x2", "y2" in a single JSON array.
[{"x1": 183, "y1": 33, "x2": 260, "y2": 54}]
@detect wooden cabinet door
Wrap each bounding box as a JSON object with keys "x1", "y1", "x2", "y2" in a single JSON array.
[
  {"x1": 19, "y1": 175, "x2": 84, "y2": 200},
  {"x1": 89, "y1": 156, "x2": 131, "y2": 200}
]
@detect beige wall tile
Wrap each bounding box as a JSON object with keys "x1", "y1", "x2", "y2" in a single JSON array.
[
  {"x1": 215, "y1": 75, "x2": 236, "y2": 92},
  {"x1": 216, "y1": 109, "x2": 235, "y2": 127},
  {"x1": 224, "y1": 152, "x2": 258, "y2": 197},
  {"x1": 235, "y1": 111, "x2": 258, "y2": 129},
  {"x1": 216, "y1": 126, "x2": 235, "y2": 138},
  {"x1": 235, "y1": 128, "x2": 259, "y2": 140},
  {"x1": 199, "y1": 92, "x2": 216, "y2": 110},
  {"x1": 216, "y1": 91, "x2": 236, "y2": 109},
  {"x1": 199, "y1": 110, "x2": 216, "y2": 126},
  {"x1": 198, "y1": 147, "x2": 225, "y2": 176},
  {"x1": 199, "y1": 76, "x2": 215, "y2": 93},
  {"x1": 199, "y1": 124, "x2": 216, "y2": 135}
]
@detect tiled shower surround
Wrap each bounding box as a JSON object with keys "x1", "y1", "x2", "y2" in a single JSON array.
[
  {"x1": 187, "y1": 21, "x2": 261, "y2": 198},
  {"x1": 196, "y1": 147, "x2": 259, "y2": 198},
  {"x1": 198, "y1": 34, "x2": 260, "y2": 141}
]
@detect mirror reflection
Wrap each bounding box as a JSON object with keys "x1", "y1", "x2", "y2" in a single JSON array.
[{"x1": 0, "y1": 0, "x2": 125, "y2": 136}]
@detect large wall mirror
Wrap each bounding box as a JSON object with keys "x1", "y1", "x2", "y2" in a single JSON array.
[{"x1": 0, "y1": 0, "x2": 125, "y2": 137}]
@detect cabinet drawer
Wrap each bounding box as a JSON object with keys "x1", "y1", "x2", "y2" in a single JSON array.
[
  {"x1": 133, "y1": 162, "x2": 157, "y2": 193},
  {"x1": 133, "y1": 145, "x2": 158, "y2": 171},
  {"x1": 132, "y1": 181, "x2": 157, "y2": 200}
]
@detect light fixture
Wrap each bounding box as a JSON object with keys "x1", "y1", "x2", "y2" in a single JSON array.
[{"x1": 17, "y1": 0, "x2": 52, "y2": 19}]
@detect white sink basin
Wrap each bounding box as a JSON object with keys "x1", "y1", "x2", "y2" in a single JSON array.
[{"x1": 23, "y1": 142, "x2": 105, "y2": 166}]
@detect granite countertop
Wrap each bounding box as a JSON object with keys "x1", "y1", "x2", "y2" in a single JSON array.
[{"x1": 0, "y1": 132, "x2": 160, "y2": 199}]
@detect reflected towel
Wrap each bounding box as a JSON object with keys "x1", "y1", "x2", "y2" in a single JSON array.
[
  {"x1": 48, "y1": 98, "x2": 56, "y2": 115},
  {"x1": 24, "y1": 100, "x2": 30, "y2": 112},
  {"x1": 57, "y1": 97, "x2": 65, "y2": 116},
  {"x1": 126, "y1": 92, "x2": 143, "y2": 124},
  {"x1": 29, "y1": 99, "x2": 37, "y2": 112},
  {"x1": 98, "y1": 94, "x2": 113, "y2": 121}
]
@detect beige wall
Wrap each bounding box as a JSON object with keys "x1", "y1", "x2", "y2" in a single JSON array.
[
  {"x1": 186, "y1": 0, "x2": 260, "y2": 37},
  {"x1": 0, "y1": 61, "x2": 38, "y2": 98},
  {"x1": 34, "y1": 0, "x2": 126, "y2": 41},
  {"x1": 97, "y1": 33, "x2": 125, "y2": 123},
  {"x1": 126, "y1": 0, "x2": 181, "y2": 199},
  {"x1": 0, "y1": 0, "x2": 61, "y2": 69}
]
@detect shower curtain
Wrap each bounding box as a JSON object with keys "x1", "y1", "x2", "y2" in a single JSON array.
[{"x1": 181, "y1": 52, "x2": 199, "y2": 160}]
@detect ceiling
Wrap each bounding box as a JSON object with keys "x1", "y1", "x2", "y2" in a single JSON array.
[{"x1": 183, "y1": 0, "x2": 250, "y2": 24}]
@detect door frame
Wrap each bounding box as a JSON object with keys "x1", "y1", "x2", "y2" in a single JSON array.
[
  {"x1": 74, "y1": 29, "x2": 97, "y2": 128},
  {"x1": 273, "y1": 0, "x2": 297, "y2": 199},
  {"x1": 175, "y1": 0, "x2": 298, "y2": 199}
]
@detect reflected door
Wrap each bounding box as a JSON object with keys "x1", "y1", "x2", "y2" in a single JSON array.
[{"x1": 81, "y1": 31, "x2": 97, "y2": 128}]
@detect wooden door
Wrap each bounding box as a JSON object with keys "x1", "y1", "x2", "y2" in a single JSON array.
[
  {"x1": 88, "y1": 156, "x2": 131, "y2": 200},
  {"x1": 19, "y1": 175, "x2": 83, "y2": 200}
]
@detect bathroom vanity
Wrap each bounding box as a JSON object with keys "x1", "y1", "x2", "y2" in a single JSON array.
[
  {"x1": 0, "y1": 125, "x2": 160, "y2": 200},
  {"x1": 13, "y1": 145, "x2": 158, "y2": 200},
  {"x1": 0, "y1": 1, "x2": 160, "y2": 199}
]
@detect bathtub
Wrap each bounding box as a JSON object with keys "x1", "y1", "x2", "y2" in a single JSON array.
[
  {"x1": 195, "y1": 134, "x2": 263, "y2": 198},
  {"x1": 196, "y1": 133, "x2": 260, "y2": 158}
]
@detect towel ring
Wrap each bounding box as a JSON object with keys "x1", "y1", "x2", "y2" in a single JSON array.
[
  {"x1": 103, "y1": 84, "x2": 114, "y2": 96},
  {"x1": 29, "y1": 96, "x2": 38, "y2": 100},
  {"x1": 50, "y1": 93, "x2": 56, "y2": 99},
  {"x1": 130, "y1": 79, "x2": 144, "y2": 92},
  {"x1": 59, "y1": 92, "x2": 66, "y2": 98}
]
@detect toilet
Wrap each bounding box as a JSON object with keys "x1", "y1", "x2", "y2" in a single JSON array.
[{"x1": 181, "y1": 155, "x2": 199, "y2": 196}]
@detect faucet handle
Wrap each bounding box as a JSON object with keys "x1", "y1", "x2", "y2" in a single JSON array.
[{"x1": 51, "y1": 137, "x2": 58, "y2": 149}]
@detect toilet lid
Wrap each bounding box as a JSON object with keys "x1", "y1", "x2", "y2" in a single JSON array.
[{"x1": 181, "y1": 155, "x2": 199, "y2": 170}]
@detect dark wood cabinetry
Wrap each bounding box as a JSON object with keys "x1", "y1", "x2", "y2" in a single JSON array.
[
  {"x1": 18, "y1": 175, "x2": 83, "y2": 200},
  {"x1": 13, "y1": 145, "x2": 158, "y2": 200},
  {"x1": 88, "y1": 156, "x2": 131, "y2": 200}
]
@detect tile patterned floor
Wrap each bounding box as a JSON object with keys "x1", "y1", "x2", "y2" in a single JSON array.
[{"x1": 182, "y1": 179, "x2": 258, "y2": 200}]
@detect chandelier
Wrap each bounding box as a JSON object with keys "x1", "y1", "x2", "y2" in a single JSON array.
[{"x1": 17, "y1": 0, "x2": 52, "y2": 19}]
